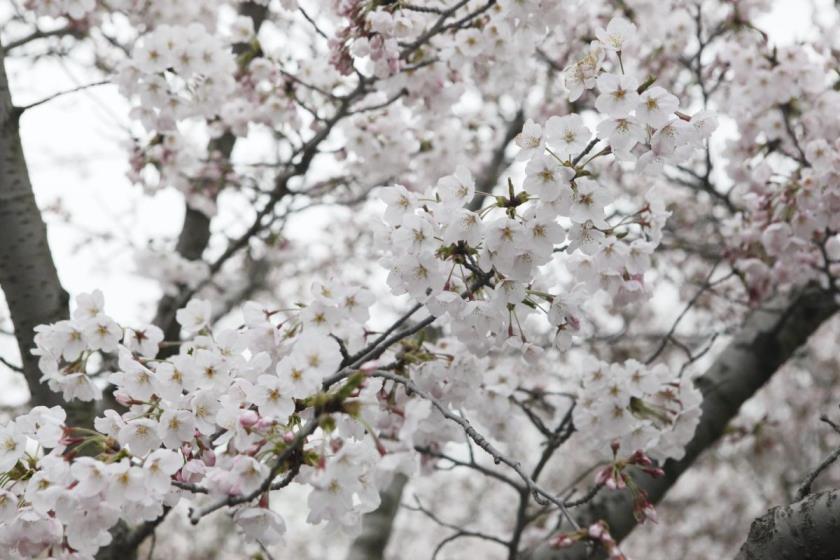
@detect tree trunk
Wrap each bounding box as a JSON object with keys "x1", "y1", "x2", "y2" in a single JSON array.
[
  {"x1": 0, "y1": 40, "x2": 94, "y2": 427},
  {"x1": 735, "y1": 488, "x2": 840, "y2": 560}
]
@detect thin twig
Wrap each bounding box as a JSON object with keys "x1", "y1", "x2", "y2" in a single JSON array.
[
  {"x1": 188, "y1": 418, "x2": 321, "y2": 524},
  {"x1": 373, "y1": 370, "x2": 580, "y2": 530},
  {"x1": 795, "y1": 446, "x2": 840, "y2": 501},
  {"x1": 6, "y1": 25, "x2": 79, "y2": 51},
  {"x1": 0, "y1": 355, "x2": 23, "y2": 373},
  {"x1": 19, "y1": 80, "x2": 111, "y2": 112}
]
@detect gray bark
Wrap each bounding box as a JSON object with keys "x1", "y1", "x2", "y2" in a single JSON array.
[
  {"x1": 467, "y1": 109, "x2": 524, "y2": 212},
  {"x1": 530, "y1": 286, "x2": 839, "y2": 560},
  {"x1": 735, "y1": 489, "x2": 840, "y2": 560},
  {"x1": 0, "y1": 40, "x2": 94, "y2": 427},
  {"x1": 346, "y1": 474, "x2": 408, "y2": 560}
]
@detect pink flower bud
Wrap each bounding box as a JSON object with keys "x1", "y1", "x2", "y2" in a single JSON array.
[
  {"x1": 628, "y1": 450, "x2": 652, "y2": 466},
  {"x1": 642, "y1": 466, "x2": 665, "y2": 478},
  {"x1": 588, "y1": 523, "x2": 605, "y2": 539},
  {"x1": 239, "y1": 410, "x2": 259, "y2": 429},
  {"x1": 256, "y1": 417, "x2": 274, "y2": 430},
  {"x1": 550, "y1": 534, "x2": 575, "y2": 549},
  {"x1": 201, "y1": 448, "x2": 216, "y2": 467},
  {"x1": 330, "y1": 438, "x2": 343, "y2": 453},
  {"x1": 595, "y1": 466, "x2": 613, "y2": 486}
]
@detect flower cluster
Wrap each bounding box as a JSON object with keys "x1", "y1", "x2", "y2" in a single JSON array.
[
  {"x1": 3, "y1": 284, "x2": 405, "y2": 557},
  {"x1": 574, "y1": 358, "x2": 702, "y2": 461},
  {"x1": 595, "y1": 445, "x2": 664, "y2": 523},
  {"x1": 561, "y1": 21, "x2": 717, "y2": 174},
  {"x1": 551, "y1": 520, "x2": 627, "y2": 560},
  {"x1": 33, "y1": 290, "x2": 122, "y2": 402},
  {"x1": 377, "y1": 153, "x2": 664, "y2": 357},
  {"x1": 134, "y1": 249, "x2": 210, "y2": 296},
  {"x1": 718, "y1": 39, "x2": 840, "y2": 300},
  {"x1": 376, "y1": 16, "x2": 716, "y2": 361},
  {"x1": 115, "y1": 23, "x2": 237, "y2": 131},
  {"x1": 330, "y1": 1, "x2": 411, "y2": 77}
]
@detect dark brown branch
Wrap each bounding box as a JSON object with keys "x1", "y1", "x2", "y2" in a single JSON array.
[
  {"x1": 188, "y1": 417, "x2": 321, "y2": 524},
  {"x1": 467, "y1": 108, "x2": 524, "y2": 211},
  {"x1": 95, "y1": 508, "x2": 171, "y2": 560}
]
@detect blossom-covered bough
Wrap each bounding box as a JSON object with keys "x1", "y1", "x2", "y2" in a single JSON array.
[{"x1": 1, "y1": 1, "x2": 840, "y2": 559}]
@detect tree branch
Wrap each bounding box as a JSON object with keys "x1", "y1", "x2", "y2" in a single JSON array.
[
  {"x1": 467, "y1": 108, "x2": 524, "y2": 212},
  {"x1": 529, "y1": 286, "x2": 839, "y2": 559},
  {"x1": 794, "y1": 446, "x2": 840, "y2": 502},
  {"x1": 5, "y1": 25, "x2": 81, "y2": 52}
]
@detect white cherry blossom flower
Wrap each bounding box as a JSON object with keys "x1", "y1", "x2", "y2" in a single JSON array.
[
  {"x1": 71, "y1": 457, "x2": 109, "y2": 498},
  {"x1": 596, "y1": 16, "x2": 637, "y2": 52},
  {"x1": 566, "y1": 220, "x2": 606, "y2": 255},
  {"x1": 545, "y1": 114, "x2": 592, "y2": 158},
  {"x1": 515, "y1": 119, "x2": 544, "y2": 162},
  {"x1": 123, "y1": 324, "x2": 163, "y2": 358},
  {"x1": 250, "y1": 375, "x2": 295, "y2": 421},
  {"x1": 82, "y1": 314, "x2": 122, "y2": 353},
  {"x1": 73, "y1": 290, "x2": 105, "y2": 322},
  {"x1": 595, "y1": 73, "x2": 640, "y2": 117},
  {"x1": 523, "y1": 154, "x2": 574, "y2": 202},
  {"x1": 0, "y1": 422, "x2": 25, "y2": 472},
  {"x1": 636, "y1": 86, "x2": 680, "y2": 129},
  {"x1": 118, "y1": 419, "x2": 162, "y2": 457},
  {"x1": 235, "y1": 507, "x2": 287, "y2": 544},
  {"x1": 158, "y1": 408, "x2": 195, "y2": 449},
  {"x1": 436, "y1": 165, "x2": 475, "y2": 208},
  {"x1": 597, "y1": 116, "x2": 645, "y2": 157},
  {"x1": 144, "y1": 449, "x2": 182, "y2": 495}
]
